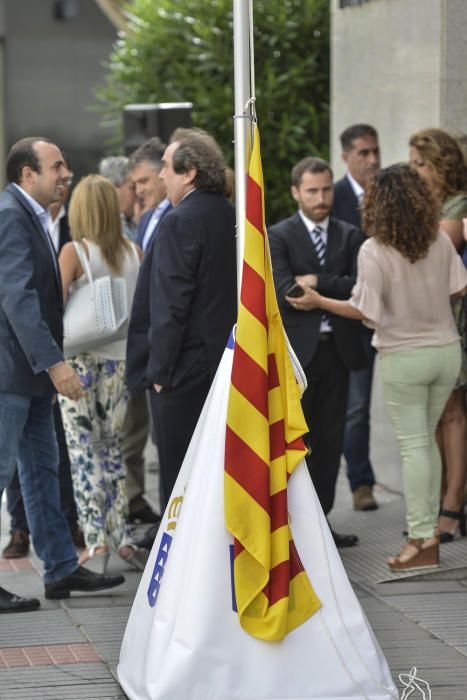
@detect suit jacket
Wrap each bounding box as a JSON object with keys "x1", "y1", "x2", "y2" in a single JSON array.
[
  {"x1": 332, "y1": 175, "x2": 361, "y2": 228},
  {"x1": 0, "y1": 184, "x2": 64, "y2": 396},
  {"x1": 126, "y1": 202, "x2": 172, "y2": 395},
  {"x1": 136, "y1": 209, "x2": 153, "y2": 249},
  {"x1": 57, "y1": 211, "x2": 71, "y2": 252},
  {"x1": 147, "y1": 189, "x2": 237, "y2": 389},
  {"x1": 268, "y1": 212, "x2": 367, "y2": 371}
]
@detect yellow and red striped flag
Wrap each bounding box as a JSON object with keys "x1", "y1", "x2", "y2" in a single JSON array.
[{"x1": 225, "y1": 125, "x2": 321, "y2": 641}]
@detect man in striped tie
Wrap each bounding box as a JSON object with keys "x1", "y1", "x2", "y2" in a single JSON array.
[{"x1": 269, "y1": 157, "x2": 367, "y2": 548}]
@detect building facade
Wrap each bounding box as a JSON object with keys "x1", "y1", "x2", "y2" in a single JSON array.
[
  {"x1": 0, "y1": 0, "x2": 116, "y2": 186},
  {"x1": 331, "y1": 0, "x2": 467, "y2": 173}
]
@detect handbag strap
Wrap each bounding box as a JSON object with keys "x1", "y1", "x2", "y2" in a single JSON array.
[{"x1": 72, "y1": 240, "x2": 94, "y2": 285}]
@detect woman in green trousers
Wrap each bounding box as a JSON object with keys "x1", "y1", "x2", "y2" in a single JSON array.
[{"x1": 285, "y1": 164, "x2": 467, "y2": 572}]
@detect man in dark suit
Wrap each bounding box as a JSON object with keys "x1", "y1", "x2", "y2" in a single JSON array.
[
  {"x1": 146, "y1": 128, "x2": 237, "y2": 508},
  {"x1": 102, "y1": 141, "x2": 171, "y2": 525},
  {"x1": 129, "y1": 137, "x2": 172, "y2": 254},
  {"x1": 332, "y1": 124, "x2": 381, "y2": 512},
  {"x1": 269, "y1": 156, "x2": 367, "y2": 548},
  {"x1": 0, "y1": 137, "x2": 124, "y2": 612}
]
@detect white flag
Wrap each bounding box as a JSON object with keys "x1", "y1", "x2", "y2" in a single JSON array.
[{"x1": 118, "y1": 340, "x2": 399, "y2": 700}]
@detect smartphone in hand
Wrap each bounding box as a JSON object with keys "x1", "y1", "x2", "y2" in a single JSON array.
[{"x1": 285, "y1": 283, "x2": 305, "y2": 298}]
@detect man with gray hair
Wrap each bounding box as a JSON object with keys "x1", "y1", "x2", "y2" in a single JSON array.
[
  {"x1": 129, "y1": 137, "x2": 171, "y2": 253},
  {"x1": 99, "y1": 155, "x2": 138, "y2": 241}
]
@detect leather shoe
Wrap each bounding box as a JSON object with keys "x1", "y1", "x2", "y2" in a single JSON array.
[
  {"x1": 70, "y1": 524, "x2": 86, "y2": 549},
  {"x1": 136, "y1": 523, "x2": 159, "y2": 550},
  {"x1": 0, "y1": 586, "x2": 40, "y2": 613},
  {"x1": 128, "y1": 502, "x2": 161, "y2": 524},
  {"x1": 352, "y1": 485, "x2": 378, "y2": 512},
  {"x1": 2, "y1": 530, "x2": 30, "y2": 559},
  {"x1": 331, "y1": 529, "x2": 359, "y2": 548},
  {"x1": 45, "y1": 565, "x2": 125, "y2": 600}
]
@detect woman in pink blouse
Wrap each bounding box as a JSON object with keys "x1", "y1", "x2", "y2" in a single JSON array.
[{"x1": 286, "y1": 164, "x2": 467, "y2": 572}]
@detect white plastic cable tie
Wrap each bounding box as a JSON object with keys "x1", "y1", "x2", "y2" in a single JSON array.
[{"x1": 399, "y1": 666, "x2": 431, "y2": 700}]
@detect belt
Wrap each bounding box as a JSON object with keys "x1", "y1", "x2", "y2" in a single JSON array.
[{"x1": 319, "y1": 332, "x2": 332, "y2": 342}]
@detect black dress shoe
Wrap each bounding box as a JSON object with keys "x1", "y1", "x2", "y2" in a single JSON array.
[
  {"x1": 331, "y1": 529, "x2": 359, "y2": 548},
  {"x1": 128, "y1": 503, "x2": 161, "y2": 524},
  {"x1": 45, "y1": 566, "x2": 125, "y2": 600},
  {"x1": 136, "y1": 523, "x2": 160, "y2": 550},
  {"x1": 0, "y1": 586, "x2": 40, "y2": 613}
]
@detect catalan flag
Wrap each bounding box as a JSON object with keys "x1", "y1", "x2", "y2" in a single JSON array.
[{"x1": 224, "y1": 125, "x2": 321, "y2": 641}]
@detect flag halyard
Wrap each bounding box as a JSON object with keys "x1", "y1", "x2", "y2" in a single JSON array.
[{"x1": 225, "y1": 125, "x2": 321, "y2": 642}]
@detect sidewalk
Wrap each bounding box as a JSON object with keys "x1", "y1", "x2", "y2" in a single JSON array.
[{"x1": 1, "y1": 366, "x2": 466, "y2": 699}]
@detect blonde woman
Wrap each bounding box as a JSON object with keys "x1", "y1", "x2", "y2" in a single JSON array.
[{"x1": 58, "y1": 175, "x2": 147, "y2": 572}]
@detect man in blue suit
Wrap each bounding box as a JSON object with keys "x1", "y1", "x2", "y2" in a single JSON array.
[
  {"x1": 332, "y1": 124, "x2": 381, "y2": 512},
  {"x1": 0, "y1": 137, "x2": 124, "y2": 612},
  {"x1": 129, "y1": 137, "x2": 172, "y2": 254}
]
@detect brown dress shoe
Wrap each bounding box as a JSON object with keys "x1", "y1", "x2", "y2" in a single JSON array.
[
  {"x1": 352, "y1": 485, "x2": 378, "y2": 511},
  {"x1": 70, "y1": 524, "x2": 86, "y2": 549},
  {"x1": 2, "y1": 530, "x2": 30, "y2": 559}
]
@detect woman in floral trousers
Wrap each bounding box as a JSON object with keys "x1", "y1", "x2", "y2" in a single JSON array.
[{"x1": 59, "y1": 175, "x2": 147, "y2": 572}]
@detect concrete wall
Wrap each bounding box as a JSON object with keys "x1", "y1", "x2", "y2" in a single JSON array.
[
  {"x1": 2, "y1": 0, "x2": 115, "y2": 182},
  {"x1": 331, "y1": 0, "x2": 467, "y2": 175}
]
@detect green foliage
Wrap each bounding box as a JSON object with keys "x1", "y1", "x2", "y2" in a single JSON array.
[{"x1": 96, "y1": 0, "x2": 329, "y2": 222}]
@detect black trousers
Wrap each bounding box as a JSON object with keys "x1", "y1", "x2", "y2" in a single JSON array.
[
  {"x1": 301, "y1": 335, "x2": 350, "y2": 516},
  {"x1": 149, "y1": 369, "x2": 212, "y2": 510}
]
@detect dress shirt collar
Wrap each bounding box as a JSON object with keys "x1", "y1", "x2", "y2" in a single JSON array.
[
  {"x1": 47, "y1": 205, "x2": 66, "y2": 252},
  {"x1": 12, "y1": 183, "x2": 48, "y2": 224},
  {"x1": 298, "y1": 209, "x2": 329, "y2": 240},
  {"x1": 346, "y1": 171, "x2": 364, "y2": 200}
]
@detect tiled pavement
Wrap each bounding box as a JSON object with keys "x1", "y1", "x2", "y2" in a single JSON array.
[{"x1": 1, "y1": 365, "x2": 467, "y2": 699}]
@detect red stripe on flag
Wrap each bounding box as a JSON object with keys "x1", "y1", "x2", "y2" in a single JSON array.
[
  {"x1": 231, "y1": 345, "x2": 268, "y2": 419},
  {"x1": 263, "y1": 560, "x2": 289, "y2": 607},
  {"x1": 287, "y1": 436, "x2": 307, "y2": 452},
  {"x1": 270, "y1": 489, "x2": 288, "y2": 532},
  {"x1": 289, "y1": 540, "x2": 305, "y2": 578},
  {"x1": 225, "y1": 426, "x2": 270, "y2": 514},
  {"x1": 270, "y1": 419, "x2": 286, "y2": 462},
  {"x1": 267, "y1": 353, "x2": 280, "y2": 390},
  {"x1": 234, "y1": 539, "x2": 244, "y2": 558},
  {"x1": 246, "y1": 175, "x2": 264, "y2": 235},
  {"x1": 240, "y1": 262, "x2": 267, "y2": 328}
]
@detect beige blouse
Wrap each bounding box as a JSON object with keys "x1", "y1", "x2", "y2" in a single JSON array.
[{"x1": 349, "y1": 231, "x2": 467, "y2": 354}]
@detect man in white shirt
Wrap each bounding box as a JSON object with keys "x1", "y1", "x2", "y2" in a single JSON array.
[
  {"x1": 129, "y1": 138, "x2": 170, "y2": 252},
  {"x1": 269, "y1": 156, "x2": 367, "y2": 547},
  {"x1": 332, "y1": 124, "x2": 381, "y2": 513}
]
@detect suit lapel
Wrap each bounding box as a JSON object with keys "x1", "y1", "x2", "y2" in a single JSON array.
[
  {"x1": 290, "y1": 212, "x2": 321, "y2": 269},
  {"x1": 7, "y1": 184, "x2": 63, "y2": 299},
  {"x1": 324, "y1": 219, "x2": 339, "y2": 271}
]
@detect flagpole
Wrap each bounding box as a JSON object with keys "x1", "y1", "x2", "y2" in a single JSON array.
[{"x1": 233, "y1": 0, "x2": 254, "y2": 297}]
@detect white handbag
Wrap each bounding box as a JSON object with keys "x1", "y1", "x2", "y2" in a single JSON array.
[{"x1": 63, "y1": 241, "x2": 128, "y2": 358}]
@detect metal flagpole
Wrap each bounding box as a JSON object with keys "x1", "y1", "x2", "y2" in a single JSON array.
[{"x1": 233, "y1": 0, "x2": 255, "y2": 297}]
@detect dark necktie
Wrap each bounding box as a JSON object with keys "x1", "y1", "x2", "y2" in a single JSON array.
[
  {"x1": 310, "y1": 225, "x2": 331, "y2": 328},
  {"x1": 310, "y1": 224, "x2": 326, "y2": 267}
]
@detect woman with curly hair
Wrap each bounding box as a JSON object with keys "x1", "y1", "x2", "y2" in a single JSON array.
[
  {"x1": 287, "y1": 164, "x2": 467, "y2": 571},
  {"x1": 409, "y1": 128, "x2": 467, "y2": 543}
]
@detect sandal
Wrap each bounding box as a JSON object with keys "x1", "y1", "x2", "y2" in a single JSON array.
[
  {"x1": 78, "y1": 547, "x2": 110, "y2": 575},
  {"x1": 439, "y1": 508, "x2": 466, "y2": 544},
  {"x1": 118, "y1": 545, "x2": 149, "y2": 572},
  {"x1": 388, "y1": 537, "x2": 439, "y2": 572}
]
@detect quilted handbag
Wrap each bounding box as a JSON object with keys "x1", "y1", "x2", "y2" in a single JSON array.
[{"x1": 63, "y1": 241, "x2": 128, "y2": 358}]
